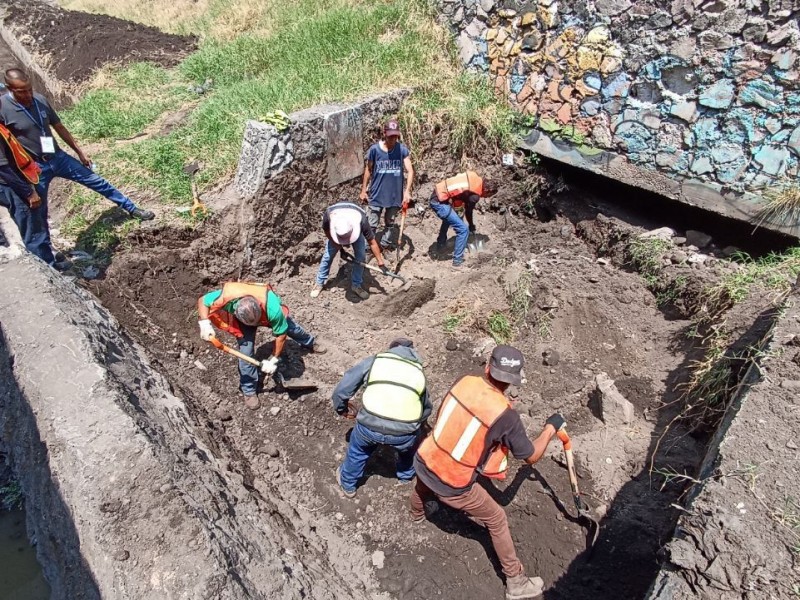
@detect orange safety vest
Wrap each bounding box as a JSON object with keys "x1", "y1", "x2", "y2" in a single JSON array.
[
  {"x1": 0, "y1": 123, "x2": 40, "y2": 184},
  {"x1": 207, "y1": 282, "x2": 288, "y2": 338},
  {"x1": 417, "y1": 375, "x2": 510, "y2": 489},
  {"x1": 434, "y1": 171, "x2": 483, "y2": 208}
]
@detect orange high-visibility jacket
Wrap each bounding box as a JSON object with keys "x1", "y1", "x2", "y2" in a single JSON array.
[
  {"x1": 417, "y1": 375, "x2": 510, "y2": 488},
  {"x1": 0, "y1": 123, "x2": 40, "y2": 185},
  {"x1": 434, "y1": 171, "x2": 483, "y2": 208},
  {"x1": 208, "y1": 282, "x2": 287, "y2": 338}
]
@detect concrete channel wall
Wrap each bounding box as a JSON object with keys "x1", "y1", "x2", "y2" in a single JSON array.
[
  {"x1": 0, "y1": 221, "x2": 373, "y2": 599},
  {"x1": 439, "y1": 0, "x2": 800, "y2": 234}
]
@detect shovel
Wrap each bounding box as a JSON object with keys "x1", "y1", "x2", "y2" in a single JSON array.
[
  {"x1": 340, "y1": 249, "x2": 412, "y2": 291},
  {"x1": 556, "y1": 427, "x2": 600, "y2": 550},
  {"x1": 395, "y1": 205, "x2": 407, "y2": 269},
  {"x1": 183, "y1": 161, "x2": 208, "y2": 218},
  {"x1": 467, "y1": 231, "x2": 485, "y2": 254},
  {"x1": 208, "y1": 337, "x2": 318, "y2": 390}
]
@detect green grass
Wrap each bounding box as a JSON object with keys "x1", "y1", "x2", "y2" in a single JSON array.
[
  {"x1": 627, "y1": 236, "x2": 670, "y2": 288},
  {"x1": 444, "y1": 312, "x2": 467, "y2": 334},
  {"x1": 63, "y1": 63, "x2": 187, "y2": 141},
  {"x1": 710, "y1": 248, "x2": 800, "y2": 305},
  {"x1": 0, "y1": 481, "x2": 23, "y2": 511},
  {"x1": 486, "y1": 311, "x2": 513, "y2": 344},
  {"x1": 656, "y1": 275, "x2": 687, "y2": 307}
]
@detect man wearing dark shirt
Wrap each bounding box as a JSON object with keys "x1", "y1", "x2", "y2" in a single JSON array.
[
  {"x1": 411, "y1": 345, "x2": 565, "y2": 600},
  {"x1": 0, "y1": 123, "x2": 70, "y2": 269},
  {"x1": 358, "y1": 120, "x2": 413, "y2": 249},
  {"x1": 0, "y1": 69, "x2": 155, "y2": 226},
  {"x1": 311, "y1": 201, "x2": 388, "y2": 301}
]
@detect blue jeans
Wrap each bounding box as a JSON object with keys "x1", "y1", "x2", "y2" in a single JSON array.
[
  {"x1": 0, "y1": 184, "x2": 55, "y2": 264},
  {"x1": 315, "y1": 236, "x2": 366, "y2": 288},
  {"x1": 339, "y1": 422, "x2": 419, "y2": 492},
  {"x1": 237, "y1": 318, "x2": 315, "y2": 395},
  {"x1": 431, "y1": 200, "x2": 468, "y2": 265},
  {"x1": 37, "y1": 150, "x2": 136, "y2": 213}
]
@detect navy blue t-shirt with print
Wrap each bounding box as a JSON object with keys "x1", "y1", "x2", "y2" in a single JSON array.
[{"x1": 366, "y1": 142, "x2": 409, "y2": 209}]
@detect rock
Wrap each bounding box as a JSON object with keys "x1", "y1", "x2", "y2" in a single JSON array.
[
  {"x1": 269, "y1": 406, "x2": 281, "y2": 416},
  {"x1": 685, "y1": 230, "x2": 712, "y2": 248},
  {"x1": 780, "y1": 379, "x2": 800, "y2": 390},
  {"x1": 670, "y1": 100, "x2": 697, "y2": 123},
  {"x1": 721, "y1": 246, "x2": 741, "y2": 257},
  {"x1": 673, "y1": 236, "x2": 687, "y2": 245},
  {"x1": 446, "y1": 338, "x2": 459, "y2": 351},
  {"x1": 456, "y1": 31, "x2": 478, "y2": 65},
  {"x1": 264, "y1": 444, "x2": 280, "y2": 458},
  {"x1": 542, "y1": 349, "x2": 560, "y2": 366},
  {"x1": 112, "y1": 549, "x2": 130, "y2": 562},
  {"x1": 687, "y1": 253, "x2": 708, "y2": 264},
  {"x1": 194, "y1": 360, "x2": 207, "y2": 371},
  {"x1": 670, "y1": 251, "x2": 688, "y2": 264},
  {"x1": 786, "y1": 440, "x2": 798, "y2": 450},
  {"x1": 538, "y1": 297, "x2": 559, "y2": 310},
  {"x1": 214, "y1": 407, "x2": 233, "y2": 421},
  {"x1": 595, "y1": 372, "x2": 635, "y2": 426},
  {"x1": 82, "y1": 265, "x2": 101, "y2": 280},
  {"x1": 699, "y1": 79, "x2": 735, "y2": 109},
  {"x1": 596, "y1": 0, "x2": 631, "y2": 16},
  {"x1": 640, "y1": 227, "x2": 675, "y2": 241},
  {"x1": 179, "y1": 349, "x2": 188, "y2": 360},
  {"x1": 472, "y1": 337, "x2": 496, "y2": 359},
  {"x1": 371, "y1": 550, "x2": 386, "y2": 569},
  {"x1": 99, "y1": 500, "x2": 122, "y2": 514}
]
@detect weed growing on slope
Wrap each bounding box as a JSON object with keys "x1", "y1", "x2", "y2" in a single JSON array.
[
  {"x1": 485, "y1": 311, "x2": 513, "y2": 344},
  {"x1": 626, "y1": 236, "x2": 669, "y2": 288},
  {"x1": 0, "y1": 481, "x2": 23, "y2": 511},
  {"x1": 757, "y1": 184, "x2": 800, "y2": 231}
]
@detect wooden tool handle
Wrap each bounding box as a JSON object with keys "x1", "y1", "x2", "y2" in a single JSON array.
[{"x1": 209, "y1": 337, "x2": 261, "y2": 367}]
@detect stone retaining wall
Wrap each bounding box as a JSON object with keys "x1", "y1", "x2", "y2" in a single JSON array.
[{"x1": 440, "y1": 0, "x2": 800, "y2": 233}]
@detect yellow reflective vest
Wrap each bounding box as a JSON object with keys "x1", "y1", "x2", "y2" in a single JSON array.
[{"x1": 362, "y1": 352, "x2": 426, "y2": 423}]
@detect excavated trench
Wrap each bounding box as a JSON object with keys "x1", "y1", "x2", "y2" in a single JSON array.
[{"x1": 68, "y1": 144, "x2": 784, "y2": 599}]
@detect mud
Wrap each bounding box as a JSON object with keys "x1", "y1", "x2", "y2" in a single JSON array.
[
  {"x1": 75, "y1": 138, "x2": 774, "y2": 598},
  {"x1": 4, "y1": 1, "x2": 195, "y2": 85}
]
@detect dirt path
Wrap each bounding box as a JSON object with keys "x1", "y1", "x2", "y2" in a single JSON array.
[{"x1": 84, "y1": 168, "x2": 719, "y2": 598}]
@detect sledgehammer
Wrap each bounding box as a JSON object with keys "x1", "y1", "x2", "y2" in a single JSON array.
[{"x1": 556, "y1": 428, "x2": 600, "y2": 550}]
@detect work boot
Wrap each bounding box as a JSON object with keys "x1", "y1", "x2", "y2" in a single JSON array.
[
  {"x1": 243, "y1": 393, "x2": 260, "y2": 411},
  {"x1": 452, "y1": 260, "x2": 466, "y2": 270},
  {"x1": 505, "y1": 575, "x2": 544, "y2": 600},
  {"x1": 311, "y1": 340, "x2": 328, "y2": 354},
  {"x1": 310, "y1": 283, "x2": 323, "y2": 298},
  {"x1": 351, "y1": 286, "x2": 369, "y2": 300},
  {"x1": 336, "y1": 466, "x2": 356, "y2": 498},
  {"x1": 129, "y1": 207, "x2": 155, "y2": 221},
  {"x1": 51, "y1": 259, "x2": 73, "y2": 272}
]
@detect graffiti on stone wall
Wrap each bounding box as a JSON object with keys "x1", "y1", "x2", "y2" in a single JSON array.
[{"x1": 446, "y1": 0, "x2": 800, "y2": 195}]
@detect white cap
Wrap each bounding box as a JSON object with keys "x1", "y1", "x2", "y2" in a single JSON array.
[{"x1": 330, "y1": 210, "x2": 361, "y2": 245}]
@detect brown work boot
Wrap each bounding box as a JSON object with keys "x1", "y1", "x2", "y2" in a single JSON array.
[
  {"x1": 351, "y1": 286, "x2": 369, "y2": 300},
  {"x1": 505, "y1": 575, "x2": 544, "y2": 600},
  {"x1": 311, "y1": 340, "x2": 328, "y2": 354},
  {"x1": 243, "y1": 394, "x2": 260, "y2": 411}
]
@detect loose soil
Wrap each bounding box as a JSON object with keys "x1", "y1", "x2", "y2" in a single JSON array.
[
  {"x1": 4, "y1": 1, "x2": 195, "y2": 85},
  {"x1": 75, "y1": 143, "x2": 777, "y2": 599}
]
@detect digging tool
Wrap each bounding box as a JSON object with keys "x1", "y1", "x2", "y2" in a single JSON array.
[
  {"x1": 208, "y1": 337, "x2": 318, "y2": 390},
  {"x1": 395, "y1": 205, "x2": 407, "y2": 268},
  {"x1": 340, "y1": 249, "x2": 412, "y2": 291},
  {"x1": 556, "y1": 427, "x2": 600, "y2": 549},
  {"x1": 467, "y1": 231, "x2": 485, "y2": 254},
  {"x1": 183, "y1": 161, "x2": 208, "y2": 218}
]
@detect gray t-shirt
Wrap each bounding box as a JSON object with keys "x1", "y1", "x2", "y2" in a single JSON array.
[{"x1": 0, "y1": 92, "x2": 61, "y2": 159}]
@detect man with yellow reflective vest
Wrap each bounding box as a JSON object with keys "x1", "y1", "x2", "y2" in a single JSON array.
[
  {"x1": 410, "y1": 345, "x2": 565, "y2": 600},
  {"x1": 197, "y1": 281, "x2": 326, "y2": 410},
  {"x1": 332, "y1": 338, "x2": 432, "y2": 498},
  {"x1": 431, "y1": 170, "x2": 498, "y2": 268}
]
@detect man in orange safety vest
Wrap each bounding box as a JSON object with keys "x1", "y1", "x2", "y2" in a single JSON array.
[{"x1": 411, "y1": 344, "x2": 565, "y2": 600}]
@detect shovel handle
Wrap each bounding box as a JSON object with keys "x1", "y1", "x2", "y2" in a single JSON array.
[
  {"x1": 396, "y1": 208, "x2": 407, "y2": 265},
  {"x1": 209, "y1": 337, "x2": 261, "y2": 367},
  {"x1": 340, "y1": 250, "x2": 407, "y2": 284},
  {"x1": 558, "y1": 428, "x2": 586, "y2": 511}
]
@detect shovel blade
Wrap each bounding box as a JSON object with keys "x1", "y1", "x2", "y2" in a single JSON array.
[{"x1": 276, "y1": 372, "x2": 318, "y2": 390}]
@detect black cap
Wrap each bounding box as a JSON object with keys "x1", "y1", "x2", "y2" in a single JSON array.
[
  {"x1": 389, "y1": 337, "x2": 414, "y2": 349},
  {"x1": 488, "y1": 345, "x2": 524, "y2": 385}
]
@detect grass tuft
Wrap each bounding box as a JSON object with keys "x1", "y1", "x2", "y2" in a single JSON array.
[
  {"x1": 756, "y1": 184, "x2": 800, "y2": 230},
  {"x1": 627, "y1": 236, "x2": 670, "y2": 289},
  {"x1": 486, "y1": 310, "x2": 513, "y2": 344}
]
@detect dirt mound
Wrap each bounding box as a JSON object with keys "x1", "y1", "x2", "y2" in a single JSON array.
[
  {"x1": 4, "y1": 1, "x2": 196, "y2": 84},
  {"x1": 380, "y1": 277, "x2": 436, "y2": 316}
]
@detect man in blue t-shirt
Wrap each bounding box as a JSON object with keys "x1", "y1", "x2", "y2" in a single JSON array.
[{"x1": 358, "y1": 119, "x2": 414, "y2": 250}]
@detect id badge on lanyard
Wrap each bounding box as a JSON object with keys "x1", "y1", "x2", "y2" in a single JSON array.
[{"x1": 40, "y1": 136, "x2": 55, "y2": 154}]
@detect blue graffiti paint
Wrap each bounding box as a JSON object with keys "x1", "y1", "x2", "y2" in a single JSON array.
[
  {"x1": 601, "y1": 72, "x2": 630, "y2": 101},
  {"x1": 739, "y1": 79, "x2": 783, "y2": 113},
  {"x1": 614, "y1": 121, "x2": 652, "y2": 154},
  {"x1": 510, "y1": 74, "x2": 527, "y2": 94},
  {"x1": 692, "y1": 117, "x2": 722, "y2": 149}
]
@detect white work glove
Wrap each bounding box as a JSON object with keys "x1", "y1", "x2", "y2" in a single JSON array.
[
  {"x1": 198, "y1": 319, "x2": 216, "y2": 341},
  {"x1": 261, "y1": 356, "x2": 280, "y2": 374}
]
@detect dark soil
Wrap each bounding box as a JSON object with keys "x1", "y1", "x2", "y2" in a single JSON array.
[
  {"x1": 81, "y1": 148, "x2": 738, "y2": 600},
  {"x1": 5, "y1": 1, "x2": 196, "y2": 85}
]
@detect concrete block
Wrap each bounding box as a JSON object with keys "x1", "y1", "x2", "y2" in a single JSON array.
[{"x1": 324, "y1": 107, "x2": 364, "y2": 188}]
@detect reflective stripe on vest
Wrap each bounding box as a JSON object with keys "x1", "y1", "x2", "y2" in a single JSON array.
[
  {"x1": 417, "y1": 375, "x2": 510, "y2": 488},
  {"x1": 362, "y1": 353, "x2": 426, "y2": 423},
  {"x1": 0, "y1": 123, "x2": 40, "y2": 184},
  {"x1": 434, "y1": 171, "x2": 483, "y2": 205},
  {"x1": 207, "y1": 281, "x2": 276, "y2": 338}
]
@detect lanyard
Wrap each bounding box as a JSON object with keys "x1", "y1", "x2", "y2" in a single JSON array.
[{"x1": 6, "y1": 94, "x2": 47, "y2": 136}]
